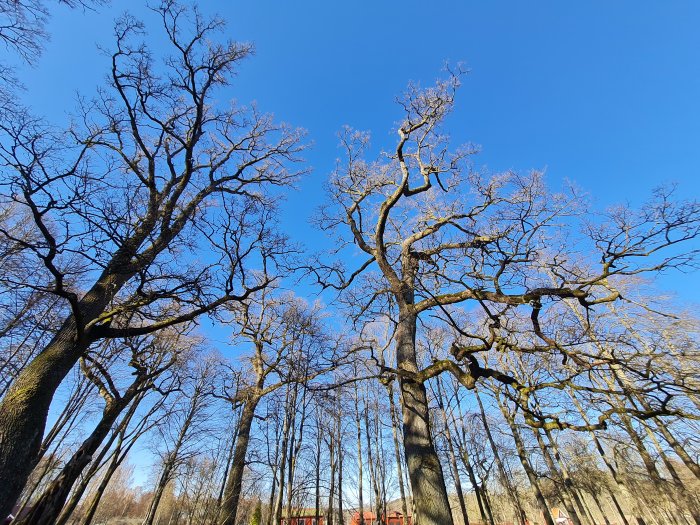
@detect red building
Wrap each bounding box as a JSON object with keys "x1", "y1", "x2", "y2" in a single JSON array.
[{"x1": 350, "y1": 511, "x2": 412, "y2": 525}]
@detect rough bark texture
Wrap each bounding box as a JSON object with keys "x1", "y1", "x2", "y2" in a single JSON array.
[
  {"x1": 396, "y1": 308, "x2": 454, "y2": 525},
  {"x1": 219, "y1": 397, "x2": 260, "y2": 525},
  {"x1": 0, "y1": 249, "x2": 139, "y2": 519}
]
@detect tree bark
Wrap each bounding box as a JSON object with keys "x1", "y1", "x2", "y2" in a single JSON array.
[
  {"x1": 0, "y1": 262, "x2": 137, "y2": 518},
  {"x1": 219, "y1": 396, "x2": 260, "y2": 525},
  {"x1": 17, "y1": 373, "x2": 145, "y2": 525},
  {"x1": 0, "y1": 318, "x2": 88, "y2": 519},
  {"x1": 396, "y1": 306, "x2": 454, "y2": 525}
]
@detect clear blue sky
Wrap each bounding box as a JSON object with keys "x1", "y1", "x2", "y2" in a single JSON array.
[
  {"x1": 12, "y1": 0, "x2": 700, "y2": 487},
  {"x1": 13, "y1": 0, "x2": 700, "y2": 298}
]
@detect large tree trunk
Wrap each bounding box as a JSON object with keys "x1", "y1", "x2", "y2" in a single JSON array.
[
  {"x1": 0, "y1": 270, "x2": 132, "y2": 518},
  {"x1": 396, "y1": 307, "x2": 454, "y2": 525},
  {"x1": 219, "y1": 396, "x2": 260, "y2": 525},
  {"x1": 0, "y1": 318, "x2": 87, "y2": 520}
]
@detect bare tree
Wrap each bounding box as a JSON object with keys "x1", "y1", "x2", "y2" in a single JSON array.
[
  {"x1": 0, "y1": 1, "x2": 305, "y2": 516},
  {"x1": 218, "y1": 290, "x2": 333, "y2": 525},
  {"x1": 142, "y1": 356, "x2": 217, "y2": 525},
  {"x1": 313, "y1": 68, "x2": 699, "y2": 524},
  {"x1": 0, "y1": 0, "x2": 105, "y2": 64}
]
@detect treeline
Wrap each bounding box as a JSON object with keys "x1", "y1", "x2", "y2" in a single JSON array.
[{"x1": 1, "y1": 2, "x2": 699, "y2": 525}]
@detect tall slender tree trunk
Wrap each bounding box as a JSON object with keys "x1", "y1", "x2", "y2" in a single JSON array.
[
  {"x1": 365, "y1": 397, "x2": 383, "y2": 525},
  {"x1": 80, "y1": 426, "x2": 135, "y2": 525},
  {"x1": 38, "y1": 374, "x2": 93, "y2": 464},
  {"x1": 590, "y1": 491, "x2": 611, "y2": 525},
  {"x1": 396, "y1": 306, "x2": 453, "y2": 525},
  {"x1": 338, "y1": 412, "x2": 345, "y2": 525},
  {"x1": 603, "y1": 386, "x2": 686, "y2": 525},
  {"x1": 451, "y1": 393, "x2": 490, "y2": 525},
  {"x1": 274, "y1": 384, "x2": 297, "y2": 525},
  {"x1": 216, "y1": 422, "x2": 240, "y2": 515},
  {"x1": 640, "y1": 419, "x2": 700, "y2": 525},
  {"x1": 481, "y1": 487, "x2": 496, "y2": 525},
  {"x1": 458, "y1": 447, "x2": 488, "y2": 525},
  {"x1": 496, "y1": 395, "x2": 555, "y2": 525},
  {"x1": 355, "y1": 384, "x2": 366, "y2": 525},
  {"x1": 614, "y1": 367, "x2": 700, "y2": 482},
  {"x1": 55, "y1": 392, "x2": 145, "y2": 525},
  {"x1": 286, "y1": 387, "x2": 307, "y2": 521},
  {"x1": 144, "y1": 386, "x2": 203, "y2": 525},
  {"x1": 219, "y1": 396, "x2": 261, "y2": 525},
  {"x1": 568, "y1": 393, "x2": 635, "y2": 525},
  {"x1": 328, "y1": 434, "x2": 336, "y2": 525},
  {"x1": 613, "y1": 311, "x2": 700, "y2": 479},
  {"x1": 17, "y1": 381, "x2": 143, "y2": 525},
  {"x1": 531, "y1": 427, "x2": 583, "y2": 525},
  {"x1": 474, "y1": 390, "x2": 526, "y2": 525},
  {"x1": 386, "y1": 380, "x2": 408, "y2": 525},
  {"x1": 540, "y1": 425, "x2": 596, "y2": 525},
  {"x1": 315, "y1": 411, "x2": 323, "y2": 525},
  {"x1": 435, "y1": 375, "x2": 469, "y2": 525}
]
